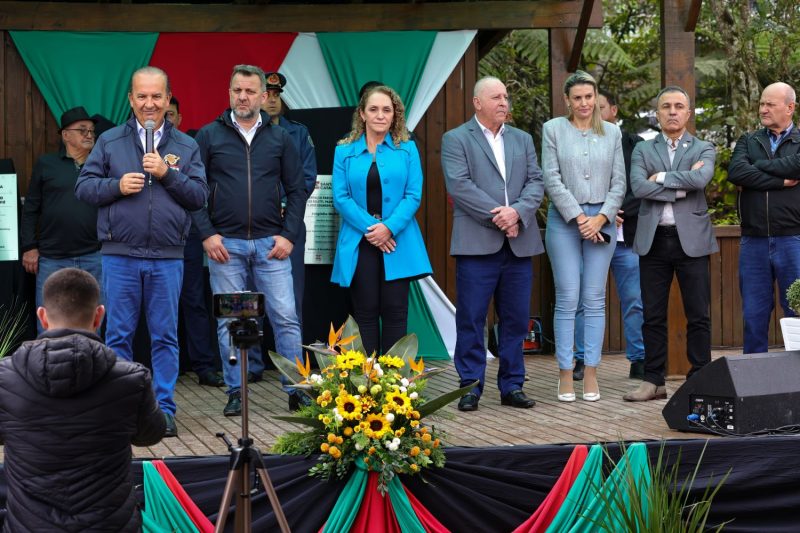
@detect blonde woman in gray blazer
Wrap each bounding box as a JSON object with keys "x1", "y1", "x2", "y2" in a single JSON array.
[{"x1": 542, "y1": 71, "x2": 626, "y2": 403}]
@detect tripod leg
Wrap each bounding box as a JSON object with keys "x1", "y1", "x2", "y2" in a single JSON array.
[
  {"x1": 235, "y1": 462, "x2": 252, "y2": 533},
  {"x1": 255, "y1": 466, "x2": 291, "y2": 533},
  {"x1": 215, "y1": 468, "x2": 241, "y2": 533}
]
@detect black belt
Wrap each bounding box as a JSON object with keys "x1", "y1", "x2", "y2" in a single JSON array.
[{"x1": 655, "y1": 225, "x2": 679, "y2": 237}]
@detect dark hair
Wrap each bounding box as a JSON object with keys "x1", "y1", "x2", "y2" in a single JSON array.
[
  {"x1": 169, "y1": 96, "x2": 180, "y2": 112},
  {"x1": 130, "y1": 66, "x2": 171, "y2": 94},
  {"x1": 598, "y1": 88, "x2": 616, "y2": 107},
  {"x1": 358, "y1": 81, "x2": 384, "y2": 101},
  {"x1": 231, "y1": 64, "x2": 266, "y2": 91},
  {"x1": 42, "y1": 268, "x2": 99, "y2": 326}
]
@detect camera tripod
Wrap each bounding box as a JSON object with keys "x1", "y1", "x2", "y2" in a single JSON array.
[{"x1": 214, "y1": 319, "x2": 290, "y2": 533}]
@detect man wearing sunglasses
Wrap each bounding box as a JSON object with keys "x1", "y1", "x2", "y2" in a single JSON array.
[{"x1": 21, "y1": 106, "x2": 102, "y2": 333}]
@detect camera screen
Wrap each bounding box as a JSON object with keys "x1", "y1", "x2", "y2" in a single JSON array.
[{"x1": 213, "y1": 292, "x2": 265, "y2": 318}]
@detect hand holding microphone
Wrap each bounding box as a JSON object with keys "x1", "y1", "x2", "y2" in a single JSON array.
[{"x1": 142, "y1": 119, "x2": 168, "y2": 179}]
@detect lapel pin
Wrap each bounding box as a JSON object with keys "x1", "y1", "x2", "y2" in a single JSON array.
[{"x1": 682, "y1": 142, "x2": 688, "y2": 148}]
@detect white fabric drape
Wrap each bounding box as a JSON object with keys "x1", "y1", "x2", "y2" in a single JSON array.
[{"x1": 280, "y1": 33, "x2": 340, "y2": 110}]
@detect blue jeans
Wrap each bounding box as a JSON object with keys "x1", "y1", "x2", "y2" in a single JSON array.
[
  {"x1": 208, "y1": 237, "x2": 302, "y2": 396},
  {"x1": 546, "y1": 204, "x2": 616, "y2": 369},
  {"x1": 740, "y1": 235, "x2": 800, "y2": 354},
  {"x1": 36, "y1": 252, "x2": 103, "y2": 335},
  {"x1": 102, "y1": 255, "x2": 182, "y2": 415},
  {"x1": 574, "y1": 242, "x2": 645, "y2": 363},
  {"x1": 454, "y1": 241, "x2": 532, "y2": 397}
]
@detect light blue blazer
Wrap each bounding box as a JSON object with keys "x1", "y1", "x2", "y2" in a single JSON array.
[{"x1": 331, "y1": 134, "x2": 432, "y2": 287}]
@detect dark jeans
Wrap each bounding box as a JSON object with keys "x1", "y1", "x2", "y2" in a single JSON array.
[
  {"x1": 640, "y1": 228, "x2": 711, "y2": 386},
  {"x1": 349, "y1": 239, "x2": 409, "y2": 356}
]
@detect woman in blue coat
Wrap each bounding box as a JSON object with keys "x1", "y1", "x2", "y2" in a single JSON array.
[{"x1": 331, "y1": 85, "x2": 432, "y2": 356}]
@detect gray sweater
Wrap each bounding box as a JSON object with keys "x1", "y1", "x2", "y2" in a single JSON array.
[{"x1": 542, "y1": 116, "x2": 626, "y2": 223}]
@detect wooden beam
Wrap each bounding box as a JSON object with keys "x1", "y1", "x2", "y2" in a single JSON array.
[
  {"x1": 661, "y1": 0, "x2": 696, "y2": 132},
  {"x1": 684, "y1": 0, "x2": 702, "y2": 32},
  {"x1": 0, "y1": 1, "x2": 604, "y2": 32},
  {"x1": 477, "y1": 30, "x2": 510, "y2": 60},
  {"x1": 567, "y1": 0, "x2": 595, "y2": 72},
  {"x1": 549, "y1": 28, "x2": 574, "y2": 119}
]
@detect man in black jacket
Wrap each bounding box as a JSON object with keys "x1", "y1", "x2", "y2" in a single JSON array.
[
  {"x1": 728, "y1": 82, "x2": 800, "y2": 354},
  {"x1": 192, "y1": 65, "x2": 307, "y2": 416},
  {"x1": 0, "y1": 268, "x2": 165, "y2": 532}
]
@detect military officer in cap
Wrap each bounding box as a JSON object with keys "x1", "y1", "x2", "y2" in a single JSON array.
[{"x1": 262, "y1": 71, "x2": 318, "y2": 331}]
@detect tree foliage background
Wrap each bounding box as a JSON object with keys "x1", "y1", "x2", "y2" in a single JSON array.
[{"x1": 479, "y1": 0, "x2": 800, "y2": 224}]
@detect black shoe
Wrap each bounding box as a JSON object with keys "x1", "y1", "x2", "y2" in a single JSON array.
[
  {"x1": 288, "y1": 392, "x2": 311, "y2": 412},
  {"x1": 163, "y1": 413, "x2": 178, "y2": 438},
  {"x1": 457, "y1": 392, "x2": 479, "y2": 411},
  {"x1": 223, "y1": 392, "x2": 242, "y2": 417},
  {"x1": 573, "y1": 360, "x2": 585, "y2": 381},
  {"x1": 198, "y1": 370, "x2": 225, "y2": 387},
  {"x1": 247, "y1": 372, "x2": 263, "y2": 384},
  {"x1": 500, "y1": 389, "x2": 536, "y2": 409},
  {"x1": 629, "y1": 361, "x2": 645, "y2": 379}
]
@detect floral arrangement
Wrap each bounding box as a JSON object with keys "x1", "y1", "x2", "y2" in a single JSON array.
[{"x1": 270, "y1": 317, "x2": 475, "y2": 493}]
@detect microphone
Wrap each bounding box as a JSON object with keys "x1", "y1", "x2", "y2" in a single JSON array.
[{"x1": 144, "y1": 120, "x2": 155, "y2": 154}]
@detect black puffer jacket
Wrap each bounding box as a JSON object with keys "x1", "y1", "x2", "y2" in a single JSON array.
[{"x1": 0, "y1": 329, "x2": 165, "y2": 532}]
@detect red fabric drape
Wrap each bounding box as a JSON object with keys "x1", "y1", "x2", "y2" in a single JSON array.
[
  {"x1": 149, "y1": 33, "x2": 297, "y2": 132},
  {"x1": 152, "y1": 460, "x2": 215, "y2": 533},
  {"x1": 350, "y1": 472, "x2": 402, "y2": 533},
  {"x1": 512, "y1": 445, "x2": 589, "y2": 533}
]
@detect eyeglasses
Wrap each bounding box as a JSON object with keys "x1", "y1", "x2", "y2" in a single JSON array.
[{"x1": 64, "y1": 127, "x2": 95, "y2": 137}]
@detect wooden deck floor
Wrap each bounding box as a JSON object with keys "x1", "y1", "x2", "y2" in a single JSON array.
[
  {"x1": 130, "y1": 349, "x2": 740, "y2": 460},
  {"x1": 1, "y1": 350, "x2": 740, "y2": 463}
]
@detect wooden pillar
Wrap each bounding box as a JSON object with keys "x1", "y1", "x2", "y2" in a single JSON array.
[
  {"x1": 548, "y1": 28, "x2": 575, "y2": 118},
  {"x1": 661, "y1": 0, "x2": 698, "y2": 377}
]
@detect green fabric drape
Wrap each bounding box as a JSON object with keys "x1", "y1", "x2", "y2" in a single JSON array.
[
  {"x1": 407, "y1": 281, "x2": 449, "y2": 361},
  {"x1": 323, "y1": 458, "x2": 370, "y2": 533},
  {"x1": 387, "y1": 475, "x2": 426, "y2": 533},
  {"x1": 317, "y1": 31, "x2": 436, "y2": 107},
  {"x1": 141, "y1": 461, "x2": 200, "y2": 533},
  {"x1": 546, "y1": 444, "x2": 604, "y2": 533},
  {"x1": 10, "y1": 31, "x2": 158, "y2": 124}
]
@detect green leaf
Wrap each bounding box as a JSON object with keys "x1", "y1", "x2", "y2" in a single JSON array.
[
  {"x1": 267, "y1": 350, "x2": 302, "y2": 385},
  {"x1": 303, "y1": 343, "x2": 336, "y2": 370},
  {"x1": 418, "y1": 381, "x2": 479, "y2": 418},
  {"x1": 384, "y1": 334, "x2": 419, "y2": 377},
  {"x1": 273, "y1": 415, "x2": 325, "y2": 429},
  {"x1": 342, "y1": 315, "x2": 366, "y2": 354}
]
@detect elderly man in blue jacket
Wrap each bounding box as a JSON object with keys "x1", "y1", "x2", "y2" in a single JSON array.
[{"x1": 75, "y1": 66, "x2": 208, "y2": 438}]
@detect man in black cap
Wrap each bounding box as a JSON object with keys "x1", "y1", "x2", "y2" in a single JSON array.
[
  {"x1": 21, "y1": 106, "x2": 102, "y2": 333},
  {"x1": 262, "y1": 71, "x2": 317, "y2": 336}
]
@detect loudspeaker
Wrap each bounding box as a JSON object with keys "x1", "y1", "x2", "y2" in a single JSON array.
[{"x1": 662, "y1": 351, "x2": 800, "y2": 434}]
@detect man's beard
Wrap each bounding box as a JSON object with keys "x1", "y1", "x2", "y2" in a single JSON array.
[{"x1": 234, "y1": 106, "x2": 258, "y2": 120}]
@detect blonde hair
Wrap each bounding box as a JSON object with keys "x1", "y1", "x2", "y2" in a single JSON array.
[
  {"x1": 564, "y1": 70, "x2": 605, "y2": 135},
  {"x1": 339, "y1": 85, "x2": 410, "y2": 147}
]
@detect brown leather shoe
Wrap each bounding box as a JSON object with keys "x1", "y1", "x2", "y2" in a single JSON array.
[{"x1": 622, "y1": 382, "x2": 667, "y2": 402}]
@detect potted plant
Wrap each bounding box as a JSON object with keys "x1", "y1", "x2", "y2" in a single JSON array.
[{"x1": 780, "y1": 278, "x2": 800, "y2": 350}]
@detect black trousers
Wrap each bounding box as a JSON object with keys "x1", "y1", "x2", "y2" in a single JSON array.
[
  {"x1": 640, "y1": 227, "x2": 711, "y2": 386},
  {"x1": 349, "y1": 239, "x2": 410, "y2": 356}
]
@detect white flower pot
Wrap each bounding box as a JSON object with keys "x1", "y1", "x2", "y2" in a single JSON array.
[{"x1": 780, "y1": 317, "x2": 800, "y2": 350}]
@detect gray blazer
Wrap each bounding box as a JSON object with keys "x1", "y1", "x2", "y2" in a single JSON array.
[
  {"x1": 441, "y1": 117, "x2": 545, "y2": 257},
  {"x1": 630, "y1": 132, "x2": 718, "y2": 257}
]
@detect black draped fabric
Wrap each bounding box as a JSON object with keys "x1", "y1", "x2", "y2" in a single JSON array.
[{"x1": 2, "y1": 437, "x2": 800, "y2": 531}]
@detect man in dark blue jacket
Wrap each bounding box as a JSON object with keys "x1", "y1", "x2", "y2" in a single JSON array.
[
  {"x1": 192, "y1": 64, "x2": 306, "y2": 416},
  {"x1": 75, "y1": 66, "x2": 208, "y2": 437},
  {"x1": 262, "y1": 71, "x2": 318, "y2": 335}
]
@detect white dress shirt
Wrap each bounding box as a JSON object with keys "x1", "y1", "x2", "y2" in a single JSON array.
[
  {"x1": 231, "y1": 111, "x2": 262, "y2": 146},
  {"x1": 475, "y1": 117, "x2": 508, "y2": 206}
]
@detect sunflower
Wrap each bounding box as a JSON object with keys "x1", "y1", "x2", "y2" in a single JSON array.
[
  {"x1": 335, "y1": 392, "x2": 364, "y2": 421},
  {"x1": 336, "y1": 349, "x2": 365, "y2": 370},
  {"x1": 363, "y1": 413, "x2": 391, "y2": 439},
  {"x1": 385, "y1": 387, "x2": 413, "y2": 415},
  {"x1": 378, "y1": 355, "x2": 405, "y2": 369}
]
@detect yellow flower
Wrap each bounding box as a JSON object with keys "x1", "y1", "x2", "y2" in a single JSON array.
[
  {"x1": 336, "y1": 349, "x2": 365, "y2": 370},
  {"x1": 409, "y1": 446, "x2": 421, "y2": 457},
  {"x1": 410, "y1": 420, "x2": 420, "y2": 427},
  {"x1": 317, "y1": 390, "x2": 333, "y2": 405},
  {"x1": 433, "y1": 438, "x2": 440, "y2": 448},
  {"x1": 322, "y1": 416, "x2": 332, "y2": 425},
  {"x1": 340, "y1": 371, "x2": 349, "y2": 378},
  {"x1": 368, "y1": 446, "x2": 376, "y2": 455},
  {"x1": 294, "y1": 353, "x2": 312, "y2": 381},
  {"x1": 336, "y1": 392, "x2": 364, "y2": 421},
  {"x1": 363, "y1": 413, "x2": 391, "y2": 439},
  {"x1": 423, "y1": 449, "x2": 431, "y2": 456},
  {"x1": 327, "y1": 433, "x2": 337, "y2": 444},
  {"x1": 422, "y1": 433, "x2": 432, "y2": 443},
  {"x1": 335, "y1": 436, "x2": 343, "y2": 445},
  {"x1": 378, "y1": 355, "x2": 405, "y2": 368},
  {"x1": 320, "y1": 443, "x2": 329, "y2": 453},
  {"x1": 410, "y1": 464, "x2": 420, "y2": 472},
  {"x1": 329, "y1": 446, "x2": 341, "y2": 459},
  {"x1": 343, "y1": 427, "x2": 354, "y2": 437},
  {"x1": 408, "y1": 356, "x2": 425, "y2": 374},
  {"x1": 385, "y1": 387, "x2": 413, "y2": 415}
]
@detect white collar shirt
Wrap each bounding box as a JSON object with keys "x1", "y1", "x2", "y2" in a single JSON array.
[
  {"x1": 136, "y1": 121, "x2": 165, "y2": 153},
  {"x1": 658, "y1": 132, "x2": 682, "y2": 226},
  {"x1": 475, "y1": 116, "x2": 508, "y2": 206},
  {"x1": 231, "y1": 111, "x2": 262, "y2": 146}
]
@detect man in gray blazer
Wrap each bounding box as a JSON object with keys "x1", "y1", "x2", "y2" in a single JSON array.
[
  {"x1": 623, "y1": 86, "x2": 718, "y2": 402},
  {"x1": 441, "y1": 76, "x2": 545, "y2": 411}
]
